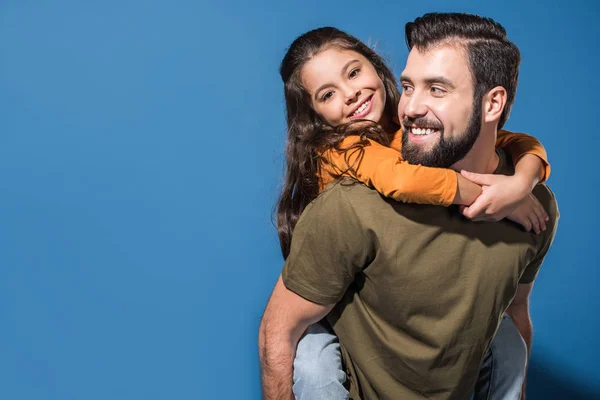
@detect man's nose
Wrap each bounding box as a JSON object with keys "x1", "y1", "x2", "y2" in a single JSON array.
[{"x1": 401, "y1": 93, "x2": 428, "y2": 119}]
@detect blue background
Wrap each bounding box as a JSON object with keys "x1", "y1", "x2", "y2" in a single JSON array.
[{"x1": 1, "y1": 0, "x2": 598, "y2": 398}]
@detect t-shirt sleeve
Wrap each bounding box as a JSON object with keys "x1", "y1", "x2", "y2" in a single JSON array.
[
  {"x1": 496, "y1": 130, "x2": 551, "y2": 183},
  {"x1": 281, "y1": 185, "x2": 375, "y2": 305},
  {"x1": 318, "y1": 136, "x2": 457, "y2": 206},
  {"x1": 519, "y1": 186, "x2": 560, "y2": 283}
]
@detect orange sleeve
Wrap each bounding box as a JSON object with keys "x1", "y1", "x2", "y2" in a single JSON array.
[
  {"x1": 318, "y1": 135, "x2": 457, "y2": 206},
  {"x1": 496, "y1": 130, "x2": 551, "y2": 183}
]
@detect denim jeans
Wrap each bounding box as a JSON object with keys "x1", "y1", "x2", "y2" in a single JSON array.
[
  {"x1": 293, "y1": 322, "x2": 349, "y2": 400},
  {"x1": 472, "y1": 314, "x2": 528, "y2": 400},
  {"x1": 293, "y1": 315, "x2": 526, "y2": 400}
]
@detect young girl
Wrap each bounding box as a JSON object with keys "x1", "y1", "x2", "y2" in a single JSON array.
[{"x1": 277, "y1": 27, "x2": 547, "y2": 399}]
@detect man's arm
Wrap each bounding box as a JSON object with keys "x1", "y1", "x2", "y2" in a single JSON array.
[
  {"x1": 505, "y1": 282, "x2": 534, "y2": 399},
  {"x1": 258, "y1": 276, "x2": 334, "y2": 400}
]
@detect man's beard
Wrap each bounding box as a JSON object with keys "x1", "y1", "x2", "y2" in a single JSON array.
[{"x1": 401, "y1": 102, "x2": 482, "y2": 168}]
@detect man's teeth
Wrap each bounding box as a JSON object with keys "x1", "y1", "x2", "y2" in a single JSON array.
[
  {"x1": 351, "y1": 100, "x2": 371, "y2": 116},
  {"x1": 411, "y1": 127, "x2": 437, "y2": 135}
]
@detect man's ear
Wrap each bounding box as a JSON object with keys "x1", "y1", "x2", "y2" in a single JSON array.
[{"x1": 483, "y1": 86, "x2": 507, "y2": 123}]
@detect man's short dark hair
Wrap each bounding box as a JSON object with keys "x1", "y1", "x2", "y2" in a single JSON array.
[{"x1": 405, "y1": 13, "x2": 520, "y2": 129}]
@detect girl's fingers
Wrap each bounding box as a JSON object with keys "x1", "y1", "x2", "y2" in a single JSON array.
[
  {"x1": 527, "y1": 211, "x2": 541, "y2": 235},
  {"x1": 534, "y1": 205, "x2": 547, "y2": 232},
  {"x1": 530, "y1": 194, "x2": 548, "y2": 232},
  {"x1": 538, "y1": 205, "x2": 548, "y2": 230},
  {"x1": 462, "y1": 198, "x2": 487, "y2": 219},
  {"x1": 460, "y1": 170, "x2": 496, "y2": 186},
  {"x1": 519, "y1": 211, "x2": 532, "y2": 232}
]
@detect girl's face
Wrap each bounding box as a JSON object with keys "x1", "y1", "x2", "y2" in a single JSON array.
[{"x1": 301, "y1": 48, "x2": 387, "y2": 127}]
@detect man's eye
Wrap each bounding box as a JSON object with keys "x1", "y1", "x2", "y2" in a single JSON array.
[
  {"x1": 431, "y1": 86, "x2": 446, "y2": 95},
  {"x1": 349, "y1": 68, "x2": 361, "y2": 78},
  {"x1": 321, "y1": 91, "x2": 334, "y2": 101},
  {"x1": 402, "y1": 85, "x2": 413, "y2": 94}
]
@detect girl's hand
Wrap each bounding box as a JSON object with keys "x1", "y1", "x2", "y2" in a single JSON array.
[
  {"x1": 505, "y1": 193, "x2": 548, "y2": 234},
  {"x1": 458, "y1": 170, "x2": 549, "y2": 233}
]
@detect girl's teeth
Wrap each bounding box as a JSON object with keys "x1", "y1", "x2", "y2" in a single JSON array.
[{"x1": 352, "y1": 100, "x2": 370, "y2": 116}]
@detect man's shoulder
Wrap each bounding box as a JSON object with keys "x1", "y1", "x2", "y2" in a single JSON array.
[
  {"x1": 317, "y1": 179, "x2": 385, "y2": 209},
  {"x1": 297, "y1": 180, "x2": 382, "y2": 226},
  {"x1": 321, "y1": 178, "x2": 378, "y2": 196},
  {"x1": 531, "y1": 183, "x2": 560, "y2": 256}
]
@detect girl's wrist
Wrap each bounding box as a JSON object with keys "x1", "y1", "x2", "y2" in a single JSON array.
[
  {"x1": 453, "y1": 172, "x2": 482, "y2": 205},
  {"x1": 511, "y1": 172, "x2": 535, "y2": 194},
  {"x1": 513, "y1": 154, "x2": 544, "y2": 188}
]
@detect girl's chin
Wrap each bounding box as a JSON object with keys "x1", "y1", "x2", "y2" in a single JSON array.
[{"x1": 347, "y1": 113, "x2": 381, "y2": 125}]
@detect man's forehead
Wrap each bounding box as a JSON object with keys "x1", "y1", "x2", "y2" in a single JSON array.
[{"x1": 401, "y1": 44, "x2": 470, "y2": 82}]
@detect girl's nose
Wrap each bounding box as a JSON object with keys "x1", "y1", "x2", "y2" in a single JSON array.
[{"x1": 344, "y1": 86, "x2": 360, "y2": 104}]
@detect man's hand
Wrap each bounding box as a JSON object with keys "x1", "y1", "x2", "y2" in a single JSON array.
[{"x1": 259, "y1": 276, "x2": 333, "y2": 400}]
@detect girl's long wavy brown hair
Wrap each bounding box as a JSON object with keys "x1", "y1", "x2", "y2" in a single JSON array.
[{"x1": 277, "y1": 27, "x2": 401, "y2": 258}]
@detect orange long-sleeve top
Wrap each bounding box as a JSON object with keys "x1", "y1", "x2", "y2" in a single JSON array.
[{"x1": 318, "y1": 129, "x2": 550, "y2": 206}]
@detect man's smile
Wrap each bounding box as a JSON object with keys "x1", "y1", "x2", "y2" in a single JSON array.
[{"x1": 408, "y1": 127, "x2": 441, "y2": 136}]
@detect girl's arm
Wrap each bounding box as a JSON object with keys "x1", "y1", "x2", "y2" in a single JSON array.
[
  {"x1": 384, "y1": 129, "x2": 551, "y2": 207},
  {"x1": 319, "y1": 136, "x2": 461, "y2": 206},
  {"x1": 496, "y1": 130, "x2": 550, "y2": 183},
  {"x1": 318, "y1": 129, "x2": 551, "y2": 233},
  {"x1": 460, "y1": 130, "x2": 551, "y2": 233},
  {"x1": 459, "y1": 172, "x2": 548, "y2": 233}
]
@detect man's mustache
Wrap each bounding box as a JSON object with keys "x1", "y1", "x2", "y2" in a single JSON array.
[{"x1": 401, "y1": 117, "x2": 444, "y2": 132}]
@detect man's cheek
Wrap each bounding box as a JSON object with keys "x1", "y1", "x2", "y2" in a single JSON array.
[{"x1": 397, "y1": 99, "x2": 407, "y2": 115}]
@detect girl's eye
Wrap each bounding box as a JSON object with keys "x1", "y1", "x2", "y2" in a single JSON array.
[
  {"x1": 349, "y1": 68, "x2": 360, "y2": 78},
  {"x1": 321, "y1": 91, "x2": 334, "y2": 101}
]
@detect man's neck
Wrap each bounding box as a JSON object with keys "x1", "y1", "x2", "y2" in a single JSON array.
[{"x1": 452, "y1": 126, "x2": 500, "y2": 174}]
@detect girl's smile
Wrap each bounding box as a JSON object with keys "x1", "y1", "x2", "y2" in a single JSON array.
[{"x1": 348, "y1": 95, "x2": 374, "y2": 119}]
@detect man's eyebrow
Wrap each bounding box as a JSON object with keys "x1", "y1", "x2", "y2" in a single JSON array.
[
  {"x1": 399, "y1": 75, "x2": 456, "y2": 89},
  {"x1": 313, "y1": 59, "x2": 360, "y2": 100},
  {"x1": 425, "y1": 76, "x2": 456, "y2": 89}
]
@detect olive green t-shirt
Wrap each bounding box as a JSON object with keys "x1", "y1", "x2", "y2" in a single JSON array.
[{"x1": 282, "y1": 150, "x2": 559, "y2": 400}]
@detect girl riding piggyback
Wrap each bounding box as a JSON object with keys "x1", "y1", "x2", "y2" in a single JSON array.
[
  {"x1": 277, "y1": 27, "x2": 549, "y2": 258},
  {"x1": 275, "y1": 27, "x2": 548, "y2": 399}
]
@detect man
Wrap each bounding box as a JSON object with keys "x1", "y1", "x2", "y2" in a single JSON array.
[{"x1": 259, "y1": 13, "x2": 558, "y2": 400}]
